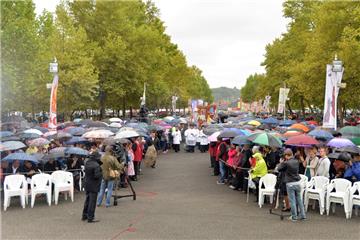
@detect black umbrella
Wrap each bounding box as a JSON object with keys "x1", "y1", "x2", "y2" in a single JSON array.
[
  {"x1": 339, "y1": 146, "x2": 360, "y2": 155},
  {"x1": 231, "y1": 135, "x2": 251, "y2": 145},
  {"x1": 218, "y1": 130, "x2": 238, "y2": 138}
]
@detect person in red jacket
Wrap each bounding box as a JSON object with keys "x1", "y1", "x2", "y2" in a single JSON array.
[
  {"x1": 216, "y1": 138, "x2": 230, "y2": 184},
  {"x1": 212, "y1": 140, "x2": 221, "y2": 176},
  {"x1": 209, "y1": 141, "x2": 217, "y2": 168},
  {"x1": 131, "y1": 137, "x2": 143, "y2": 181}
]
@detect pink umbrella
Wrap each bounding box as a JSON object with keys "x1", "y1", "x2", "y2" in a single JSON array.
[{"x1": 208, "y1": 131, "x2": 221, "y2": 142}]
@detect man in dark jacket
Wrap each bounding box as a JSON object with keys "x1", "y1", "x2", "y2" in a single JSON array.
[
  {"x1": 276, "y1": 148, "x2": 306, "y2": 222},
  {"x1": 82, "y1": 151, "x2": 103, "y2": 223}
]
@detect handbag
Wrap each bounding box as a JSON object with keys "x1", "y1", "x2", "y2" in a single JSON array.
[{"x1": 109, "y1": 168, "x2": 120, "y2": 178}]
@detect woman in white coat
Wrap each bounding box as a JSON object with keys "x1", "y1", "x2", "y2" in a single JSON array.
[{"x1": 172, "y1": 127, "x2": 182, "y2": 153}]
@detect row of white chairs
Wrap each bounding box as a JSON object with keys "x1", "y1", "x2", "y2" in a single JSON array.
[
  {"x1": 251, "y1": 173, "x2": 360, "y2": 219},
  {"x1": 3, "y1": 171, "x2": 74, "y2": 211}
]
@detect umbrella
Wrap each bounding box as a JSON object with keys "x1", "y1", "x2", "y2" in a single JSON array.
[
  {"x1": 65, "y1": 147, "x2": 89, "y2": 156},
  {"x1": 306, "y1": 120, "x2": 318, "y2": 126},
  {"x1": 148, "y1": 125, "x2": 163, "y2": 131},
  {"x1": 18, "y1": 132, "x2": 41, "y2": 140},
  {"x1": 47, "y1": 132, "x2": 73, "y2": 141},
  {"x1": 2, "y1": 152, "x2": 39, "y2": 163},
  {"x1": 247, "y1": 133, "x2": 283, "y2": 148},
  {"x1": 33, "y1": 126, "x2": 49, "y2": 133},
  {"x1": 73, "y1": 118, "x2": 83, "y2": 123},
  {"x1": 80, "y1": 120, "x2": 108, "y2": 128},
  {"x1": 163, "y1": 116, "x2": 175, "y2": 123},
  {"x1": 247, "y1": 120, "x2": 261, "y2": 126},
  {"x1": 64, "y1": 136, "x2": 90, "y2": 145},
  {"x1": 0, "y1": 135, "x2": 21, "y2": 142},
  {"x1": 153, "y1": 119, "x2": 166, "y2": 125},
  {"x1": 338, "y1": 146, "x2": 360, "y2": 155},
  {"x1": 0, "y1": 141, "x2": 27, "y2": 151},
  {"x1": 257, "y1": 124, "x2": 272, "y2": 130},
  {"x1": 109, "y1": 122, "x2": 122, "y2": 128},
  {"x1": 308, "y1": 129, "x2": 334, "y2": 140},
  {"x1": 285, "y1": 135, "x2": 319, "y2": 147},
  {"x1": 328, "y1": 152, "x2": 340, "y2": 159},
  {"x1": 232, "y1": 135, "x2": 251, "y2": 145},
  {"x1": 242, "y1": 125, "x2": 256, "y2": 131},
  {"x1": 327, "y1": 138, "x2": 356, "y2": 148},
  {"x1": 208, "y1": 131, "x2": 221, "y2": 142},
  {"x1": 224, "y1": 128, "x2": 250, "y2": 136},
  {"x1": 290, "y1": 123, "x2": 310, "y2": 133},
  {"x1": 65, "y1": 127, "x2": 86, "y2": 136},
  {"x1": 339, "y1": 126, "x2": 360, "y2": 139},
  {"x1": 262, "y1": 117, "x2": 279, "y2": 125},
  {"x1": 283, "y1": 130, "x2": 304, "y2": 138},
  {"x1": 29, "y1": 138, "x2": 50, "y2": 147},
  {"x1": 218, "y1": 130, "x2": 239, "y2": 138},
  {"x1": 160, "y1": 124, "x2": 172, "y2": 129},
  {"x1": 351, "y1": 137, "x2": 360, "y2": 146},
  {"x1": 114, "y1": 130, "x2": 139, "y2": 139},
  {"x1": 0, "y1": 131, "x2": 14, "y2": 138},
  {"x1": 24, "y1": 128, "x2": 43, "y2": 136},
  {"x1": 279, "y1": 119, "x2": 295, "y2": 126},
  {"x1": 43, "y1": 131, "x2": 57, "y2": 137},
  {"x1": 109, "y1": 117, "x2": 123, "y2": 123},
  {"x1": 82, "y1": 129, "x2": 114, "y2": 139},
  {"x1": 48, "y1": 147, "x2": 67, "y2": 158},
  {"x1": 179, "y1": 118, "x2": 187, "y2": 124}
]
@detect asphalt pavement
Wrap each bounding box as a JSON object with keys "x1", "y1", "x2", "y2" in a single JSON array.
[{"x1": 1, "y1": 149, "x2": 359, "y2": 239}]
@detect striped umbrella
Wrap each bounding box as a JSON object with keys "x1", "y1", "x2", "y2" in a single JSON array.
[{"x1": 247, "y1": 132, "x2": 283, "y2": 148}]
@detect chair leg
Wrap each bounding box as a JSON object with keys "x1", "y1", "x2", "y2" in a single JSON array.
[
  {"x1": 47, "y1": 192, "x2": 52, "y2": 206},
  {"x1": 54, "y1": 190, "x2": 59, "y2": 205},
  {"x1": 4, "y1": 195, "x2": 8, "y2": 211},
  {"x1": 31, "y1": 193, "x2": 35, "y2": 208},
  {"x1": 21, "y1": 195, "x2": 26, "y2": 209},
  {"x1": 71, "y1": 188, "x2": 74, "y2": 202},
  {"x1": 332, "y1": 203, "x2": 336, "y2": 214}
]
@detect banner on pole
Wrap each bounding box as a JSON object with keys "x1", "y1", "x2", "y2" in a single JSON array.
[
  {"x1": 322, "y1": 64, "x2": 344, "y2": 129},
  {"x1": 277, "y1": 88, "x2": 290, "y2": 113},
  {"x1": 262, "y1": 95, "x2": 271, "y2": 112},
  {"x1": 48, "y1": 74, "x2": 58, "y2": 131}
]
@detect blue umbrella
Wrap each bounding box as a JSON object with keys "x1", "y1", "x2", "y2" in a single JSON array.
[
  {"x1": 2, "y1": 152, "x2": 39, "y2": 163},
  {"x1": 0, "y1": 141, "x2": 27, "y2": 151},
  {"x1": 308, "y1": 129, "x2": 334, "y2": 140},
  {"x1": 65, "y1": 147, "x2": 89, "y2": 156},
  {"x1": 64, "y1": 136, "x2": 90, "y2": 145},
  {"x1": 262, "y1": 117, "x2": 279, "y2": 125},
  {"x1": 279, "y1": 119, "x2": 295, "y2": 126},
  {"x1": 224, "y1": 128, "x2": 251, "y2": 136},
  {"x1": 18, "y1": 132, "x2": 41, "y2": 140},
  {"x1": 0, "y1": 131, "x2": 14, "y2": 138},
  {"x1": 231, "y1": 135, "x2": 251, "y2": 145},
  {"x1": 67, "y1": 127, "x2": 86, "y2": 136}
]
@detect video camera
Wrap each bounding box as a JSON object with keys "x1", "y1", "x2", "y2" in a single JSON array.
[{"x1": 111, "y1": 142, "x2": 126, "y2": 163}]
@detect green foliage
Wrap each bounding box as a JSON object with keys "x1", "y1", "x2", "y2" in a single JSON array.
[
  {"x1": 241, "y1": 1, "x2": 360, "y2": 112},
  {"x1": 1, "y1": 0, "x2": 213, "y2": 118}
]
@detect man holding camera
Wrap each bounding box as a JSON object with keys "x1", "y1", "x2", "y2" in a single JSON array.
[{"x1": 277, "y1": 148, "x2": 307, "y2": 222}]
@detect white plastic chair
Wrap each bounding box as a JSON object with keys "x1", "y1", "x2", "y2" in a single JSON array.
[
  {"x1": 299, "y1": 174, "x2": 308, "y2": 200},
  {"x1": 30, "y1": 173, "x2": 52, "y2": 208},
  {"x1": 51, "y1": 171, "x2": 74, "y2": 205},
  {"x1": 349, "y1": 181, "x2": 360, "y2": 218},
  {"x1": 3, "y1": 175, "x2": 28, "y2": 211},
  {"x1": 246, "y1": 171, "x2": 256, "y2": 203},
  {"x1": 304, "y1": 176, "x2": 329, "y2": 215},
  {"x1": 258, "y1": 173, "x2": 277, "y2": 208},
  {"x1": 326, "y1": 178, "x2": 352, "y2": 219},
  {"x1": 79, "y1": 165, "x2": 85, "y2": 191}
]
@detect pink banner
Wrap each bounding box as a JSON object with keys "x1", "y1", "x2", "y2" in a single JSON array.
[{"x1": 48, "y1": 74, "x2": 58, "y2": 131}]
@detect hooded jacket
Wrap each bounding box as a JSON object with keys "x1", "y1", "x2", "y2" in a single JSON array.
[
  {"x1": 84, "y1": 152, "x2": 103, "y2": 193},
  {"x1": 250, "y1": 152, "x2": 268, "y2": 179}
]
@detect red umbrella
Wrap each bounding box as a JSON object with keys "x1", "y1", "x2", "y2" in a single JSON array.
[{"x1": 285, "y1": 134, "x2": 319, "y2": 147}]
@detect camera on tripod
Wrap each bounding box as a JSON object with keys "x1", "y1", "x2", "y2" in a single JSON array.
[{"x1": 111, "y1": 141, "x2": 126, "y2": 163}]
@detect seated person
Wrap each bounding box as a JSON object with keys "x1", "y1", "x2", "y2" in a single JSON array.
[
  {"x1": 344, "y1": 154, "x2": 360, "y2": 183},
  {"x1": 22, "y1": 160, "x2": 38, "y2": 184},
  {"x1": 6, "y1": 160, "x2": 21, "y2": 175},
  {"x1": 44, "y1": 159, "x2": 59, "y2": 174},
  {"x1": 250, "y1": 152, "x2": 268, "y2": 201},
  {"x1": 67, "y1": 155, "x2": 82, "y2": 191}
]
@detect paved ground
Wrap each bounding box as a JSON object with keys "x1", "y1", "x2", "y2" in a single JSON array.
[{"x1": 1, "y1": 150, "x2": 359, "y2": 239}]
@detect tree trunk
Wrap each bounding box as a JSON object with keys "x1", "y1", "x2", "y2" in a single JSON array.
[
  {"x1": 130, "y1": 106, "x2": 133, "y2": 119},
  {"x1": 122, "y1": 97, "x2": 126, "y2": 118},
  {"x1": 305, "y1": 99, "x2": 314, "y2": 114},
  {"x1": 85, "y1": 109, "x2": 88, "y2": 119},
  {"x1": 286, "y1": 101, "x2": 293, "y2": 115},
  {"x1": 300, "y1": 96, "x2": 306, "y2": 118}
]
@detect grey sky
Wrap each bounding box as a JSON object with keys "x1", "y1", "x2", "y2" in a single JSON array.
[{"x1": 34, "y1": 0, "x2": 288, "y2": 89}]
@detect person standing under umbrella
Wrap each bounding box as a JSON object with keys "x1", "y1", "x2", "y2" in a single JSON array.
[
  {"x1": 82, "y1": 151, "x2": 102, "y2": 223},
  {"x1": 315, "y1": 146, "x2": 330, "y2": 178},
  {"x1": 132, "y1": 137, "x2": 143, "y2": 181}
]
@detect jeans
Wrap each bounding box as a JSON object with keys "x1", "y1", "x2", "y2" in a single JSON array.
[
  {"x1": 286, "y1": 181, "x2": 306, "y2": 220},
  {"x1": 97, "y1": 179, "x2": 114, "y2": 207},
  {"x1": 219, "y1": 160, "x2": 227, "y2": 183}
]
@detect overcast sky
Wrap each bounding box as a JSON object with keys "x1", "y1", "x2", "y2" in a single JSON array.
[{"x1": 34, "y1": 0, "x2": 288, "y2": 89}]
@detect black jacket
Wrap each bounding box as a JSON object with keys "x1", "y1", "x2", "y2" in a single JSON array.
[
  {"x1": 277, "y1": 158, "x2": 301, "y2": 183},
  {"x1": 84, "y1": 153, "x2": 103, "y2": 193}
]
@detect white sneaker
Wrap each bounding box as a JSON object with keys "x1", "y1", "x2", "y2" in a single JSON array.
[
  {"x1": 217, "y1": 181, "x2": 225, "y2": 185},
  {"x1": 229, "y1": 185, "x2": 236, "y2": 189}
]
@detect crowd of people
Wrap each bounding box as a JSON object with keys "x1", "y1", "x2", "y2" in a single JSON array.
[{"x1": 207, "y1": 131, "x2": 360, "y2": 221}]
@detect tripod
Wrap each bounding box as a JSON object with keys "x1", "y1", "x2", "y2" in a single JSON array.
[
  {"x1": 112, "y1": 173, "x2": 136, "y2": 206},
  {"x1": 269, "y1": 172, "x2": 290, "y2": 220}
]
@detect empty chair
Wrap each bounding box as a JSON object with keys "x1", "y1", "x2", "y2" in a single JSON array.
[
  {"x1": 258, "y1": 173, "x2": 277, "y2": 208},
  {"x1": 304, "y1": 176, "x2": 329, "y2": 215},
  {"x1": 299, "y1": 174, "x2": 308, "y2": 200},
  {"x1": 30, "y1": 173, "x2": 52, "y2": 208},
  {"x1": 3, "y1": 175, "x2": 28, "y2": 211},
  {"x1": 51, "y1": 171, "x2": 74, "y2": 205},
  {"x1": 349, "y1": 182, "x2": 360, "y2": 218},
  {"x1": 326, "y1": 178, "x2": 352, "y2": 219}
]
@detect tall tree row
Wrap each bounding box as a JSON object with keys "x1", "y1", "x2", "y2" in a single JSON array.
[
  {"x1": 1, "y1": 0, "x2": 213, "y2": 119},
  {"x1": 240, "y1": 0, "x2": 360, "y2": 115}
]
